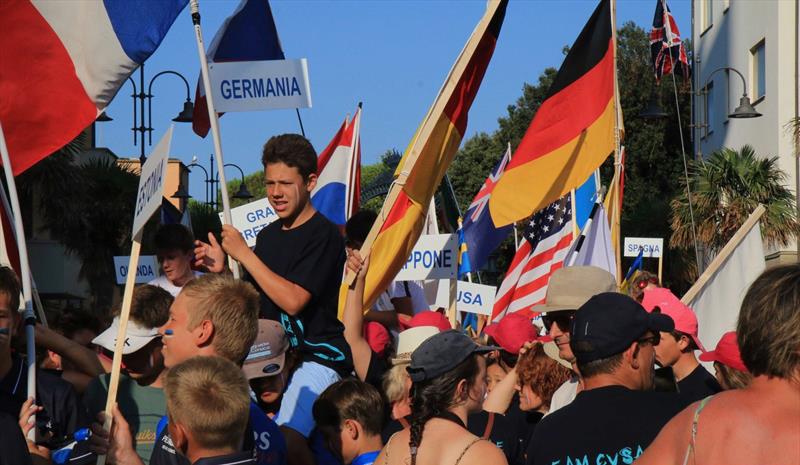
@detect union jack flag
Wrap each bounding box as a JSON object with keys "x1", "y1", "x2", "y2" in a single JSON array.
[
  {"x1": 650, "y1": 0, "x2": 690, "y2": 82},
  {"x1": 461, "y1": 145, "x2": 514, "y2": 271},
  {"x1": 491, "y1": 195, "x2": 574, "y2": 322}
]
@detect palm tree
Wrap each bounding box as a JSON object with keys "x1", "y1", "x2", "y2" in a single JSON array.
[{"x1": 671, "y1": 145, "x2": 800, "y2": 255}]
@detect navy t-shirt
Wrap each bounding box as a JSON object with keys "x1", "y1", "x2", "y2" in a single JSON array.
[
  {"x1": 249, "y1": 212, "x2": 352, "y2": 376},
  {"x1": 526, "y1": 385, "x2": 690, "y2": 465},
  {"x1": 677, "y1": 365, "x2": 722, "y2": 402},
  {"x1": 149, "y1": 401, "x2": 287, "y2": 465}
]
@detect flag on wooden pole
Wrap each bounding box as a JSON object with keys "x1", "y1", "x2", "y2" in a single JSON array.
[{"x1": 344, "y1": 0, "x2": 508, "y2": 312}]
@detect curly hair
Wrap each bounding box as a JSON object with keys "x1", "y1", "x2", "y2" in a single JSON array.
[
  {"x1": 261, "y1": 133, "x2": 317, "y2": 179},
  {"x1": 516, "y1": 344, "x2": 571, "y2": 408},
  {"x1": 408, "y1": 354, "x2": 481, "y2": 465}
]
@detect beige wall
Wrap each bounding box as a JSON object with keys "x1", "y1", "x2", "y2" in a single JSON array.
[{"x1": 116, "y1": 158, "x2": 189, "y2": 211}]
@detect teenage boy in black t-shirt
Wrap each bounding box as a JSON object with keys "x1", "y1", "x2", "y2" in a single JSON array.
[{"x1": 195, "y1": 134, "x2": 352, "y2": 465}]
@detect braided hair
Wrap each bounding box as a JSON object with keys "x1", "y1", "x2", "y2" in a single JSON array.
[{"x1": 407, "y1": 354, "x2": 481, "y2": 465}]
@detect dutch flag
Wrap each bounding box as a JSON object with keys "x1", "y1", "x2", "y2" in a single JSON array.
[
  {"x1": 311, "y1": 105, "x2": 362, "y2": 227},
  {"x1": 0, "y1": 0, "x2": 187, "y2": 174}
]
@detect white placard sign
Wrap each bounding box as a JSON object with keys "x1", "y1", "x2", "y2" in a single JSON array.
[
  {"x1": 395, "y1": 234, "x2": 457, "y2": 281},
  {"x1": 209, "y1": 59, "x2": 312, "y2": 112},
  {"x1": 113, "y1": 255, "x2": 159, "y2": 285},
  {"x1": 218, "y1": 198, "x2": 279, "y2": 247},
  {"x1": 435, "y1": 280, "x2": 497, "y2": 316},
  {"x1": 132, "y1": 127, "x2": 172, "y2": 236},
  {"x1": 624, "y1": 237, "x2": 665, "y2": 258}
]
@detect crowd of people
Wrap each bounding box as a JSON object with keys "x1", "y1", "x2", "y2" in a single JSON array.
[{"x1": 0, "y1": 133, "x2": 798, "y2": 465}]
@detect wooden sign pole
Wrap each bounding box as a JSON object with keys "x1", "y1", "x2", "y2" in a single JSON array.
[{"x1": 96, "y1": 237, "x2": 141, "y2": 465}]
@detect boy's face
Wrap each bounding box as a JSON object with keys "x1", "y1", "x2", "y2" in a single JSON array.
[
  {"x1": 0, "y1": 293, "x2": 16, "y2": 351},
  {"x1": 123, "y1": 339, "x2": 164, "y2": 381},
  {"x1": 157, "y1": 248, "x2": 194, "y2": 284},
  {"x1": 159, "y1": 293, "x2": 201, "y2": 368},
  {"x1": 264, "y1": 162, "x2": 316, "y2": 221}
]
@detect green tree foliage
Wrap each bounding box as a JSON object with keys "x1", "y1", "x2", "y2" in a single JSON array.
[
  {"x1": 18, "y1": 142, "x2": 139, "y2": 310},
  {"x1": 445, "y1": 22, "x2": 694, "y2": 288},
  {"x1": 226, "y1": 170, "x2": 266, "y2": 209},
  {"x1": 671, "y1": 145, "x2": 800, "y2": 254},
  {"x1": 188, "y1": 200, "x2": 222, "y2": 243}
]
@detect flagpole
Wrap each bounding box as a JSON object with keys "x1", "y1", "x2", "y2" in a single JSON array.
[
  {"x1": 610, "y1": 0, "x2": 623, "y2": 286},
  {"x1": 345, "y1": 103, "x2": 362, "y2": 221},
  {"x1": 0, "y1": 181, "x2": 47, "y2": 328},
  {"x1": 661, "y1": 0, "x2": 701, "y2": 274},
  {"x1": 570, "y1": 188, "x2": 578, "y2": 239},
  {"x1": 189, "y1": 0, "x2": 239, "y2": 279},
  {"x1": 0, "y1": 122, "x2": 36, "y2": 439}
]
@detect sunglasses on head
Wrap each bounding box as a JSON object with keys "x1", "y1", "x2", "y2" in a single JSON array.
[
  {"x1": 637, "y1": 277, "x2": 659, "y2": 290},
  {"x1": 541, "y1": 311, "x2": 576, "y2": 332}
]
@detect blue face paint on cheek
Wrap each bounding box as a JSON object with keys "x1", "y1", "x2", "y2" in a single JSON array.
[{"x1": 164, "y1": 329, "x2": 174, "y2": 337}]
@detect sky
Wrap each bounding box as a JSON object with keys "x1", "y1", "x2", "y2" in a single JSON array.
[{"x1": 95, "y1": 0, "x2": 691, "y2": 200}]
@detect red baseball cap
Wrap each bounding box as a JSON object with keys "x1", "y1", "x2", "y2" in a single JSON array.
[
  {"x1": 699, "y1": 331, "x2": 747, "y2": 372},
  {"x1": 483, "y1": 312, "x2": 538, "y2": 354},
  {"x1": 364, "y1": 322, "x2": 391, "y2": 357},
  {"x1": 641, "y1": 288, "x2": 706, "y2": 351},
  {"x1": 398, "y1": 310, "x2": 451, "y2": 332}
]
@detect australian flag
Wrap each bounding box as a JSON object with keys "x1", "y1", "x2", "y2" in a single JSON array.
[
  {"x1": 650, "y1": 0, "x2": 690, "y2": 82},
  {"x1": 461, "y1": 145, "x2": 514, "y2": 272}
]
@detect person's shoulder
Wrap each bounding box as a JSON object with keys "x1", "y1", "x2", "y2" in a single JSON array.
[
  {"x1": 459, "y1": 437, "x2": 508, "y2": 465},
  {"x1": 308, "y1": 211, "x2": 343, "y2": 237}
]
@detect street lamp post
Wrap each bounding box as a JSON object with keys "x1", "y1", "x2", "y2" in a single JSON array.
[
  {"x1": 97, "y1": 64, "x2": 194, "y2": 162},
  {"x1": 172, "y1": 154, "x2": 252, "y2": 210}
]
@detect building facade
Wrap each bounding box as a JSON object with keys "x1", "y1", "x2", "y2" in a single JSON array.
[{"x1": 692, "y1": 0, "x2": 799, "y2": 262}]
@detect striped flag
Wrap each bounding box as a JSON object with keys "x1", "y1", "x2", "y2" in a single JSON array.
[
  {"x1": 489, "y1": 0, "x2": 617, "y2": 227},
  {"x1": 650, "y1": 0, "x2": 690, "y2": 82},
  {"x1": 192, "y1": 0, "x2": 284, "y2": 137},
  {"x1": 348, "y1": 0, "x2": 508, "y2": 313},
  {"x1": 311, "y1": 105, "x2": 361, "y2": 226},
  {"x1": 491, "y1": 195, "x2": 574, "y2": 322},
  {"x1": 0, "y1": 0, "x2": 187, "y2": 174}
]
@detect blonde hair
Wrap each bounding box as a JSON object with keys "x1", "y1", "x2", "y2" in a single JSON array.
[
  {"x1": 737, "y1": 264, "x2": 800, "y2": 382},
  {"x1": 182, "y1": 274, "x2": 259, "y2": 364},
  {"x1": 383, "y1": 363, "x2": 410, "y2": 404},
  {"x1": 164, "y1": 356, "x2": 250, "y2": 450},
  {"x1": 714, "y1": 362, "x2": 753, "y2": 390}
]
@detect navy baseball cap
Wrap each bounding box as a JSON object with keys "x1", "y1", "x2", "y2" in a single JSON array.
[
  {"x1": 570, "y1": 292, "x2": 674, "y2": 364},
  {"x1": 407, "y1": 330, "x2": 498, "y2": 383}
]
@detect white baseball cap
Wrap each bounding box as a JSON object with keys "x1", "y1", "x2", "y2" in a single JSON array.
[{"x1": 92, "y1": 316, "x2": 161, "y2": 355}]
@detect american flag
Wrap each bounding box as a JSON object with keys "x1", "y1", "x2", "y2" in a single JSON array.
[
  {"x1": 650, "y1": 0, "x2": 690, "y2": 82},
  {"x1": 491, "y1": 195, "x2": 574, "y2": 322}
]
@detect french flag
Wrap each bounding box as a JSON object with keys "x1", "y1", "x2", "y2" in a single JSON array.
[
  {"x1": 0, "y1": 0, "x2": 187, "y2": 175},
  {"x1": 311, "y1": 105, "x2": 362, "y2": 227},
  {"x1": 192, "y1": 0, "x2": 284, "y2": 137}
]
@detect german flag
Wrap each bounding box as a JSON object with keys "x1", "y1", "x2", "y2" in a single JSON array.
[
  {"x1": 340, "y1": 0, "x2": 507, "y2": 315},
  {"x1": 489, "y1": 0, "x2": 618, "y2": 227}
]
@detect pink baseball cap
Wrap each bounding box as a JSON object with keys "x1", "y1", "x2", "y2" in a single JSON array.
[
  {"x1": 364, "y1": 322, "x2": 391, "y2": 357},
  {"x1": 398, "y1": 310, "x2": 452, "y2": 332},
  {"x1": 699, "y1": 331, "x2": 748, "y2": 372},
  {"x1": 484, "y1": 313, "x2": 538, "y2": 354},
  {"x1": 641, "y1": 287, "x2": 706, "y2": 351}
]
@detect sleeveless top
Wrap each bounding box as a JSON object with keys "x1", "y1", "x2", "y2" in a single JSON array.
[
  {"x1": 383, "y1": 432, "x2": 484, "y2": 465},
  {"x1": 682, "y1": 395, "x2": 714, "y2": 465}
]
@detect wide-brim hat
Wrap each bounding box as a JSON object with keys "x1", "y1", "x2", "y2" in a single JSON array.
[
  {"x1": 531, "y1": 266, "x2": 617, "y2": 314},
  {"x1": 391, "y1": 326, "x2": 440, "y2": 365}
]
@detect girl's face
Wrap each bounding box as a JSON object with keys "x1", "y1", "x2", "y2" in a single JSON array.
[
  {"x1": 466, "y1": 356, "x2": 488, "y2": 413},
  {"x1": 485, "y1": 363, "x2": 507, "y2": 394},
  {"x1": 518, "y1": 384, "x2": 544, "y2": 412}
]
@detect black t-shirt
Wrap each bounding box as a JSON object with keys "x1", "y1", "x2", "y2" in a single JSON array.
[
  {"x1": 0, "y1": 353, "x2": 80, "y2": 449},
  {"x1": 677, "y1": 365, "x2": 722, "y2": 402},
  {"x1": 0, "y1": 411, "x2": 32, "y2": 465},
  {"x1": 249, "y1": 212, "x2": 352, "y2": 375},
  {"x1": 468, "y1": 410, "x2": 522, "y2": 465},
  {"x1": 526, "y1": 385, "x2": 690, "y2": 465}
]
